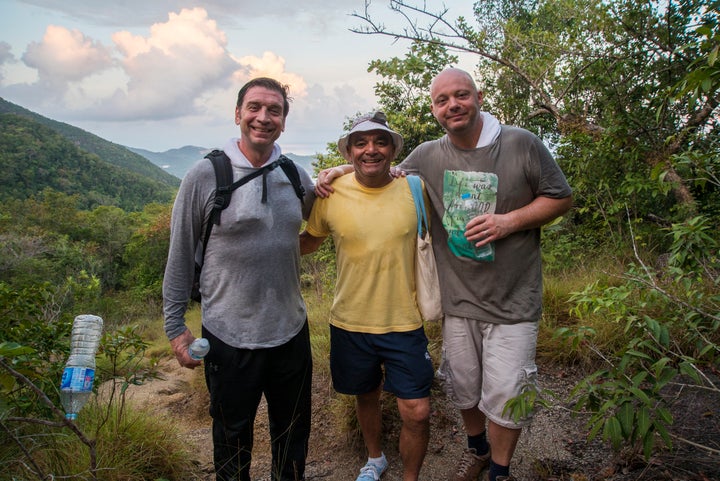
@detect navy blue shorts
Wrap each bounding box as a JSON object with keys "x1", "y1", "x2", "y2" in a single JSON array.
[{"x1": 330, "y1": 325, "x2": 434, "y2": 399}]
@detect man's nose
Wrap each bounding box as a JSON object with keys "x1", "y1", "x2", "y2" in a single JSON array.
[{"x1": 257, "y1": 107, "x2": 271, "y2": 122}]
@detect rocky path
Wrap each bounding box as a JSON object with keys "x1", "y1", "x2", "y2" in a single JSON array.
[{"x1": 121, "y1": 359, "x2": 639, "y2": 480}]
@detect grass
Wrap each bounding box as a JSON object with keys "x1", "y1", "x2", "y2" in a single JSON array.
[
  {"x1": 538, "y1": 254, "x2": 628, "y2": 367},
  {"x1": 88, "y1": 401, "x2": 201, "y2": 480},
  {"x1": 306, "y1": 289, "x2": 333, "y2": 377},
  {"x1": 1, "y1": 397, "x2": 202, "y2": 480}
]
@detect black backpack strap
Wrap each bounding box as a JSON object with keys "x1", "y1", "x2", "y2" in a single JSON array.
[
  {"x1": 278, "y1": 155, "x2": 306, "y2": 203},
  {"x1": 220, "y1": 154, "x2": 304, "y2": 205},
  {"x1": 223, "y1": 157, "x2": 284, "y2": 203},
  {"x1": 206, "y1": 150, "x2": 234, "y2": 226},
  {"x1": 200, "y1": 152, "x2": 305, "y2": 263},
  {"x1": 192, "y1": 151, "x2": 305, "y2": 302},
  {"x1": 199, "y1": 150, "x2": 234, "y2": 266}
]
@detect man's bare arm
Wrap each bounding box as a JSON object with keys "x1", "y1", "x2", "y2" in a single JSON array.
[{"x1": 299, "y1": 231, "x2": 327, "y2": 255}]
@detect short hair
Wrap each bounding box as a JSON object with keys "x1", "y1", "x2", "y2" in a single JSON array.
[{"x1": 236, "y1": 77, "x2": 291, "y2": 118}]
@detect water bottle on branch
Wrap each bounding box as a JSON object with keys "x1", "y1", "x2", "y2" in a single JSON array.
[{"x1": 59, "y1": 314, "x2": 103, "y2": 420}]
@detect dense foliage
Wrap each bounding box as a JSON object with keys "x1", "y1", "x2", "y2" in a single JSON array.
[
  {"x1": 0, "y1": 114, "x2": 177, "y2": 211},
  {"x1": 0, "y1": 97, "x2": 180, "y2": 187},
  {"x1": 0, "y1": 195, "x2": 172, "y2": 477}
]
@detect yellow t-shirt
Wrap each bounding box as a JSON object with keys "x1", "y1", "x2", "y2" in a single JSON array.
[{"x1": 306, "y1": 175, "x2": 422, "y2": 334}]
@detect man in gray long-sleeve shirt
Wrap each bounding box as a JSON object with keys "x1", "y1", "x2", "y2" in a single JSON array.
[{"x1": 162, "y1": 77, "x2": 315, "y2": 481}]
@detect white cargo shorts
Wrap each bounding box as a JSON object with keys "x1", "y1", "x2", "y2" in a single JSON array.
[{"x1": 438, "y1": 314, "x2": 539, "y2": 429}]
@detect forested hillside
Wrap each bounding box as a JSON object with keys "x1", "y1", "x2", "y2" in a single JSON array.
[
  {"x1": 0, "y1": 97, "x2": 180, "y2": 187},
  {"x1": 0, "y1": 114, "x2": 176, "y2": 211}
]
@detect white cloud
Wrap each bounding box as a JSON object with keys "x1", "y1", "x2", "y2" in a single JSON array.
[
  {"x1": 113, "y1": 8, "x2": 227, "y2": 58},
  {"x1": 14, "y1": 5, "x2": 367, "y2": 134},
  {"x1": 0, "y1": 42, "x2": 14, "y2": 64},
  {"x1": 15, "y1": 0, "x2": 366, "y2": 27},
  {"x1": 234, "y1": 52, "x2": 308, "y2": 99},
  {"x1": 101, "y1": 8, "x2": 239, "y2": 120},
  {"x1": 22, "y1": 25, "x2": 113, "y2": 87}
]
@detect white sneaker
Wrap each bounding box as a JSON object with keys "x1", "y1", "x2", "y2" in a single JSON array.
[{"x1": 356, "y1": 453, "x2": 388, "y2": 481}]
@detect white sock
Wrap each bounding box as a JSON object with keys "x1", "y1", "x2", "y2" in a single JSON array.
[{"x1": 368, "y1": 453, "x2": 385, "y2": 466}]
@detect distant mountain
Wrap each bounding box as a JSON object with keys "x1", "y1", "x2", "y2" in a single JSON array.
[
  {"x1": 285, "y1": 153, "x2": 317, "y2": 177},
  {"x1": 129, "y1": 145, "x2": 318, "y2": 179},
  {"x1": 0, "y1": 114, "x2": 177, "y2": 211},
  {"x1": 0, "y1": 97, "x2": 180, "y2": 187},
  {"x1": 127, "y1": 145, "x2": 210, "y2": 179}
]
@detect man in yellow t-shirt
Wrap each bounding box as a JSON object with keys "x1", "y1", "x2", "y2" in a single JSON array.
[{"x1": 300, "y1": 111, "x2": 433, "y2": 481}]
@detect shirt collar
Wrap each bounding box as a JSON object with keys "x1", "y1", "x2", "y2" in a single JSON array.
[{"x1": 476, "y1": 112, "x2": 501, "y2": 148}]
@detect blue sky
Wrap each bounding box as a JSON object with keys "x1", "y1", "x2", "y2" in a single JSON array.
[{"x1": 0, "y1": 0, "x2": 477, "y2": 155}]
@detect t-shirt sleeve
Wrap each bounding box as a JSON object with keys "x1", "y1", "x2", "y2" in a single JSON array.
[
  {"x1": 305, "y1": 197, "x2": 330, "y2": 238},
  {"x1": 533, "y1": 137, "x2": 572, "y2": 199}
]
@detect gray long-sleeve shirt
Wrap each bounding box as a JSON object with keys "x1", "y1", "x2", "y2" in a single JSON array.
[{"x1": 162, "y1": 138, "x2": 315, "y2": 349}]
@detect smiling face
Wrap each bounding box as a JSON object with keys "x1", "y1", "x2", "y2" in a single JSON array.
[
  {"x1": 235, "y1": 85, "x2": 286, "y2": 159},
  {"x1": 348, "y1": 130, "x2": 396, "y2": 188},
  {"x1": 430, "y1": 68, "x2": 484, "y2": 139}
]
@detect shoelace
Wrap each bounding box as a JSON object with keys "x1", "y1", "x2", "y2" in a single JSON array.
[
  {"x1": 455, "y1": 450, "x2": 477, "y2": 476},
  {"x1": 359, "y1": 463, "x2": 382, "y2": 480}
]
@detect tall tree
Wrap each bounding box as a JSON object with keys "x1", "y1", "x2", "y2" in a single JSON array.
[{"x1": 352, "y1": 0, "x2": 719, "y2": 239}]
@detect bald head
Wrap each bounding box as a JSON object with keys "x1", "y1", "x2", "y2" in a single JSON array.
[
  {"x1": 429, "y1": 68, "x2": 484, "y2": 147},
  {"x1": 430, "y1": 68, "x2": 479, "y2": 99}
]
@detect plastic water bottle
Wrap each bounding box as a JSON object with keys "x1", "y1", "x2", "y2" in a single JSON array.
[
  {"x1": 59, "y1": 314, "x2": 104, "y2": 420},
  {"x1": 188, "y1": 338, "x2": 210, "y2": 360}
]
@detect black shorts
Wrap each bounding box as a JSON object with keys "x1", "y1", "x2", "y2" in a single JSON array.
[{"x1": 330, "y1": 325, "x2": 434, "y2": 399}]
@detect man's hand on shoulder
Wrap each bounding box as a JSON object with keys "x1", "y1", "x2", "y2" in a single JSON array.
[
  {"x1": 390, "y1": 166, "x2": 407, "y2": 178},
  {"x1": 315, "y1": 165, "x2": 352, "y2": 198}
]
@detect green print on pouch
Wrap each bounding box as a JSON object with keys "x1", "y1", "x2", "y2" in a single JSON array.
[{"x1": 442, "y1": 170, "x2": 497, "y2": 262}]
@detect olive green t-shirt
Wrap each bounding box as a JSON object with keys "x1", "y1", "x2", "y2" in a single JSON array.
[{"x1": 400, "y1": 126, "x2": 572, "y2": 324}]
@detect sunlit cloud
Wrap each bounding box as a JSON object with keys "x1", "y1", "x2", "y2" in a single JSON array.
[
  {"x1": 234, "y1": 51, "x2": 308, "y2": 98},
  {"x1": 103, "y1": 7, "x2": 239, "y2": 120},
  {"x1": 0, "y1": 2, "x2": 396, "y2": 152},
  {"x1": 22, "y1": 25, "x2": 114, "y2": 88},
  {"x1": 113, "y1": 8, "x2": 227, "y2": 58},
  {"x1": 1, "y1": 7, "x2": 314, "y2": 122}
]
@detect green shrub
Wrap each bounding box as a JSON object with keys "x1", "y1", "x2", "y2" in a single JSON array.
[{"x1": 554, "y1": 215, "x2": 720, "y2": 458}]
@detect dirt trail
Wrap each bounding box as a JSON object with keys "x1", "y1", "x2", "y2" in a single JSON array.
[{"x1": 120, "y1": 359, "x2": 639, "y2": 481}]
